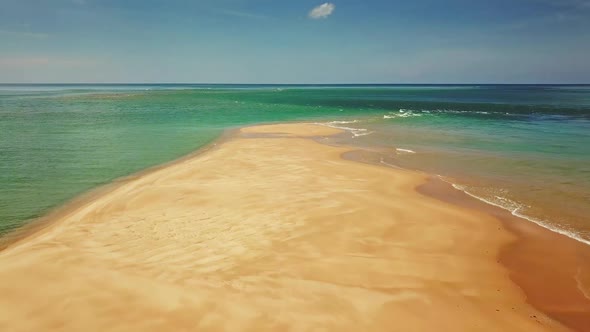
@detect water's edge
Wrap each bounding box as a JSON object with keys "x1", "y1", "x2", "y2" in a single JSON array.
[
  {"x1": 317, "y1": 120, "x2": 590, "y2": 247},
  {"x1": 414, "y1": 177, "x2": 590, "y2": 331},
  {"x1": 340, "y1": 144, "x2": 590, "y2": 330},
  {"x1": 0, "y1": 125, "x2": 241, "y2": 250},
  {"x1": 0, "y1": 119, "x2": 316, "y2": 250}
]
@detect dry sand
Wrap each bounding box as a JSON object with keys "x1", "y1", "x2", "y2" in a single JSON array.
[{"x1": 0, "y1": 123, "x2": 572, "y2": 331}]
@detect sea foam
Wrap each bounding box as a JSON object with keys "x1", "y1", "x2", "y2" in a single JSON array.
[
  {"x1": 318, "y1": 120, "x2": 374, "y2": 138},
  {"x1": 383, "y1": 109, "x2": 423, "y2": 119},
  {"x1": 383, "y1": 108, "x2": 495, "y2": 119},
  {"x1": 448, "y1": 181, "x2": 590, "y2": 246},
  {"x1": 396, "y1": 148, "x2": 416, "y2": 154}
]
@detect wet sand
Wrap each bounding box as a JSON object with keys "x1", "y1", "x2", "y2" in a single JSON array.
[
  {"x1": 417, "y1": 178, "x2": 590, "y2": 331},
  {"x1": 0, "y1": 123, "x2": 577, "y2": 331}
]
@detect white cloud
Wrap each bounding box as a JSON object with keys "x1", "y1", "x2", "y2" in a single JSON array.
[{"x1": 309, "y1": 3, "x2": 335, "y2": 19}]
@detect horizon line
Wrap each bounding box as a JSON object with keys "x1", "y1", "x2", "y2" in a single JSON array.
[{"x1": 1, "y1": 82, "x2": 589, "y2": 86}]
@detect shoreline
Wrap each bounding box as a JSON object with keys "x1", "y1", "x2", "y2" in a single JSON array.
[
  {"x1": 447, "y1": 181, "x2": 590, "y2": 247},
  {"x1": 416, "y1": 177, "x2": 590, "y2": 331},
  {"x1": 0, "y1": 123, "x2": 588, "y2": 331},
  {"x1": 0, "y1": 126, "x2": 240, "y2": 251},
  {"x1": 341, "y1": 143, "x2": 590, "y2": 331},
  {"x1": 320, "y1": 119, "x2": 590, "y2": 248}
]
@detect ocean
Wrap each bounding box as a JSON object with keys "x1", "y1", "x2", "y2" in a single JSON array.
[{"x1": 0, "y1": 84, "x2": 589, "y2": 244}]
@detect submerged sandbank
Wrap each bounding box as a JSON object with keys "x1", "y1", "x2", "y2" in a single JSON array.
[{"x1": 0, "y1": 123, "x2": 578, "y2": 331}]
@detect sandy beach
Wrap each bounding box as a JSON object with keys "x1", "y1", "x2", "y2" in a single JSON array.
[{"x1": 0, "y1": 123, "x2": 580, "y2": 331}]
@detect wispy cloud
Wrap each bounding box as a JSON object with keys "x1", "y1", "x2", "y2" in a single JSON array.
[
  {"x1": 217, "y1": 9, "x2": 268, "y2": 20},
  {"x1": 0, "y1": 29, "x2": 49, "y2": 39},
  {"x1": 0, "y1": 57, "x2": 50, "y2": 67},
  {"x1": 309, "y1": 3, "x2": 335, "y2": 19},
  {"x1": 567, "y1": 0, "x2": 590, "y2": 8},
  {"x1": 528, "y1": 0, "x2": 590, "y2": 11},
  {"x1": 0, "y1": 56, "x2": 98, "y2": 68},
  {"x1": 497, "y1": 12, "x2": 575, "y2": 31}
]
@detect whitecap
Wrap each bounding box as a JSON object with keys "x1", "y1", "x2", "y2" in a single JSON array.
[{"x1": 383, "y1": 109, "x2": 423, "y2": 119}]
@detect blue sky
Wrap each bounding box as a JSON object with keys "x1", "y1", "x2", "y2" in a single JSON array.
[{"x1": 0, "y1": 0, "x2": 589, "y2": 83}]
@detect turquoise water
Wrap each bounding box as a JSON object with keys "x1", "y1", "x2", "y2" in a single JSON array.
[{"x1": 1, "y1": 84, "x2": 589, "y2": 244}]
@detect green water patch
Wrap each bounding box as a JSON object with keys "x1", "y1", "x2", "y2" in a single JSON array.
[{"x1": 1, "y1": 85, "x2": 589, "y2": 242}]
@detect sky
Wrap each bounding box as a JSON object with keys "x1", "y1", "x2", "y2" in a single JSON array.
[{"x1": 0, "y1": 0, "x2": 589, "y2": 83}]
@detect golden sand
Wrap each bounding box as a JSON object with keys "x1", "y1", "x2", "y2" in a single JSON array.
[{"x1": 0, "y1": 124, "x2": 571, "y2": 331}]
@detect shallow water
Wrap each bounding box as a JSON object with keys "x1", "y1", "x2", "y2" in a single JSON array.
[{"x1": 0, "y1": 84, "x2": 589, "y2": 244}]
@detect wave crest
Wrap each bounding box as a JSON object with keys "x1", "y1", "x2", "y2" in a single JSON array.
[{"x1": 383, "y1": 109, "x2": 423, "y2": 119}]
